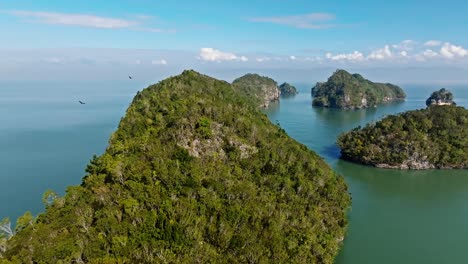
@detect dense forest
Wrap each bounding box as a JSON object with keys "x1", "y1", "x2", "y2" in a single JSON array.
[
  {"x1": 0, "y1": 70, "x2": 350, "y2": 263},
  {"x1": 312, "y1": 70, "x2": 406, "y2": 109},
  {"x1": 232, "y1": 73, "x2": 280, "y2": 107},
  {"x1": 338, "y1": 105, "x2": 468, "y2": 169}
]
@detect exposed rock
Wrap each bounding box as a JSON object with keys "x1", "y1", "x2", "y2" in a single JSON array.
[
  {"x1": 338, "y1": 105, "x2": 468, "y2": 169},
  {"x1": 312, "y1": 69, "x2": 406, "y2": 109},
  {"x1": 426, "y1": 88, "x2": 456, "y2": 106},
  {"x1": 278, "y1": 82, "x2": 298, "y2": 96},
  {"x1": 232, "y1": 73, "x2": 280, "y2": 107}
]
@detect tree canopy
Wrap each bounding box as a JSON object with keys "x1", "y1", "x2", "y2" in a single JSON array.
[
  {"x1": 338, "y1": 105, "x2": 468, "y2": 169},
  {"x1": 1, "y1": 70, "x2": 350, "y2": 263},
  {"x1": 312, "y1": 70, "x2": 406, "y2": 109}
]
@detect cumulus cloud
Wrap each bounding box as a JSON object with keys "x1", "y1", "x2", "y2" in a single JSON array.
[
  {"x1": 7, "y1": 10, "x2": 171, "y2": 32},
  {"x1": 423, "y1": 49, "x2": 439, "y2": 58},
  {"x1": 325, "y1": 51, "x2": 364, "y2": 61},
  {"x1": 289, "y1": 55, "x2": 297, "y2": 60},
  {"x1": 152, "y1": 59, "x2": 168, "y2": 65},
  {"x1": 367, "y1": 45, "x2": 393, "y2": 60},
  {"x1": 199, "y1": 48, "x2": 248, "y2": 62},
  {"x1": 248, "y1": 13, "x2": 336, "y2": 29},
  {"x1": 439, "y1": 42, "x2": 468, "y2": 59},
  {"x1": 392, "y1": 40, "x2": 416, "y2": 51},
  {"x1": 424, "y1": 40, "x2": 442, "y2": 47}
]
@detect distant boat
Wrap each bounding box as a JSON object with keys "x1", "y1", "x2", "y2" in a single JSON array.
[
  {"x1": 128, "y1": 76, "x2": 133, "y2": 80},
  {"x1": 79, "y1": 100, "x2": 86, "y2": 105}
]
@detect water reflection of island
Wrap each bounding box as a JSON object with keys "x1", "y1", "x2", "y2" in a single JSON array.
[{"x1": 312, "y1": 100, "x2": 405, "y2": 132}]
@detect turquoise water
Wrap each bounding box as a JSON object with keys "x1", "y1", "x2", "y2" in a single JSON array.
[
  {"x1": 0, "y1": 80, "x2": 467, "y2": 263},
  {"x1": 266, "y1": 85, "x2": 468, "y2": 264}
]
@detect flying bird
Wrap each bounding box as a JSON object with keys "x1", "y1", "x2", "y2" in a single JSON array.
[{"x1": 79, "y1": 100, "x2": 86, "y2": 105}]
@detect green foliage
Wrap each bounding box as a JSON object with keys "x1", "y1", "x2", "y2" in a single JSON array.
[
  {"x1": 195, "y1": 117, "x2": 212, "y2": 139},
  {"x1": 3, "y1": 70, "x2": 350, "y2": 263},
  {"x1": 338, "y1": 105, "x2": 468, "y2": 169},
  {"x1": 426, "y1": 88, "x2": 456, "y2": 106},
  {"x1": 232, "y1": 73, "x2": 279, "y2": 106},
  {"x1": 312, "y1": 69, "x2": 406, "y2": 109},
  {"x1": 279, "y1": 82, "x2": 298, "y2": 96}
]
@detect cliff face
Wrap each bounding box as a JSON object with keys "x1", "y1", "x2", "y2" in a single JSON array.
[
  {"x1": 312, "y1": 70, "x2": 406, "y2": 109},
  {"x1": 426, "y1": 88, "x2": 456, "y2": 106},
  {"x1": 2, "y1": 70, "x2": 350, "y2": 263},
  {"x1": 278, "y1": 82, "x2": 298, "y2": 96},
  {"x1": 338, "y1": 105, "x2": 468, "y2": 169},
  {"x1": 232, "y1": 73, "x2": 280, "y2": 107}
]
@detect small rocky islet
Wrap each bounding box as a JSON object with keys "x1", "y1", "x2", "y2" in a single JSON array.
[{"x1": 278, "y1": 82, "x2": 298, "y2": 96}]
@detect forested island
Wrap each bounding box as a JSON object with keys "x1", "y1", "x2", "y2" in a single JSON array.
[
  {"x1": 426, "y1": 88, "x2": 456, "y2": 106},
  {"x1": 312, "y1": 70, "x2": 406, "y2": 109},
  {"x1": 0, "y1": 70, "x2": 350, "y2": 263},
  {"x1": 278, "y1": 82, "x2": 298, "y2": 96},
  {"x1": 338, "y1": 105, "x2": 468, "y2": 169},
  {"x1": 232, "y1": 73, "x2": 280, "y2": 107}
]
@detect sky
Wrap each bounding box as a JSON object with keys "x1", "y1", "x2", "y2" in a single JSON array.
[{"x1": 1, "y1": 0, "x2": 468, "y2": 83}]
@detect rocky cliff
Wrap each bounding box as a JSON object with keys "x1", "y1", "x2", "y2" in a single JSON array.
[
  {"x1": 232, "y1": 73, "x2": 280, "y2": 107},
  {"x1": 312, "y1": 70, "x2": 406, "y2": 109},
  {"x1": 426, "y1": 88, "x2": 456, "y2": 106},
  {"x1": 278, "y1": 82, "x2": 298, "y2": 96}
]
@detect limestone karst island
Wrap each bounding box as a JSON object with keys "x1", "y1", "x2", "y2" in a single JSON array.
[{"x1": 312, "y1": 70, "x2": 406, "y2": 109}]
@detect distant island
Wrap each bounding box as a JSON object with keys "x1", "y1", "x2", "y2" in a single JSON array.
[
  {"x1": 278, "y1": 82, "x2": 298, "y2": 96},
  {"x1": 426, "y1": 88, "x2": 456, "y2": 106},
  {"x1": 232, "y1": 73, "x2": 279, "y2": 107},
  {"x1": 312, "y1": 70, "x2": 406, "y2": 109},
  {"x1": 338, "y1": 104, "x2": 467, "y2": 169},
  {"x1": 1, "y1": 70, "x2": 350, "y2": 263}
]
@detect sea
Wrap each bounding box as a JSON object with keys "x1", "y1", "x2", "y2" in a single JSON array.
[{"x1": 0, "y1": 80, "x2": 467, "y2": 264}]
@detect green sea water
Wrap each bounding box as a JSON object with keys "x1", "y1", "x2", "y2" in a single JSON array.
[{"x1": 0, "y1": 80, "x2": 467, "y2": 263}]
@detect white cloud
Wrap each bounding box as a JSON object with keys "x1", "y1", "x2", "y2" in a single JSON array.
[
  {"x1": 424, "y1": 40, "x2": 442, "y2": 47},
  {"x1": 392, "y1": 40, "x2": 416, "y2": 51},
  {"x1": 368, "y1": 45, "x2": 393, "y2": 60},
  {"x1": 7, "y1": 10, "x2": 171, "y2": 32},
  {"x1": 440, "y1": 42, "x2": 468, "y2": 59},
  {"x1": 199, "y1": 48, "x2": 248, "y2": 62},
  {"x1": 10, "y1": 10, "x2": 135, "y2": 28},
  {"x1": 400, "y1": 51, "x2": 408, "y2": 57},
  {"x1": 325, "y1": 51, "x2": 364, "y2": 61},
  {"x1": 423, "y1": 49, "x2": 438, "y2": 58},
  {"x1": 152, "y1": 59, "x2": 167, "y2": 65},
  {"x1": 289, "y1": 55, "x2": 296, "y2": 60},
  {"x1": 248, "y1": 13, "x2": 336, "y2": 29},
  {"x1": 256, "y1": 57, "x2": 271, "y2": 62}
]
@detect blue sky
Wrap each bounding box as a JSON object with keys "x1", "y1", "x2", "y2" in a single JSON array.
[{"x1": 1, "y1": 0, "x2": 468, "y2": 82}]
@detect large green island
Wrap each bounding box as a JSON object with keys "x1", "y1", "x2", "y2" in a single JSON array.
[
  {"x1": 312, "y1": 70, "x2": 406, "y2": 109},
  {"x1": 338, "y1": 104, "x2": 468, "y2": 169},
  {"x1": 0, "y1": 70, "x2": 350, "y2": 263}
]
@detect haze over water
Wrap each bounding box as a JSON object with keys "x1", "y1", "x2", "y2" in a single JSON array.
[{"x1": 0, "y1": 80, "x2": 467, "y2": 263}]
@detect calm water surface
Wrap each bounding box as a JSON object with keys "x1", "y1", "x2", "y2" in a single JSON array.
[{"x1": 0, "y1": 80, "x2": 467, "y2": 263}]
